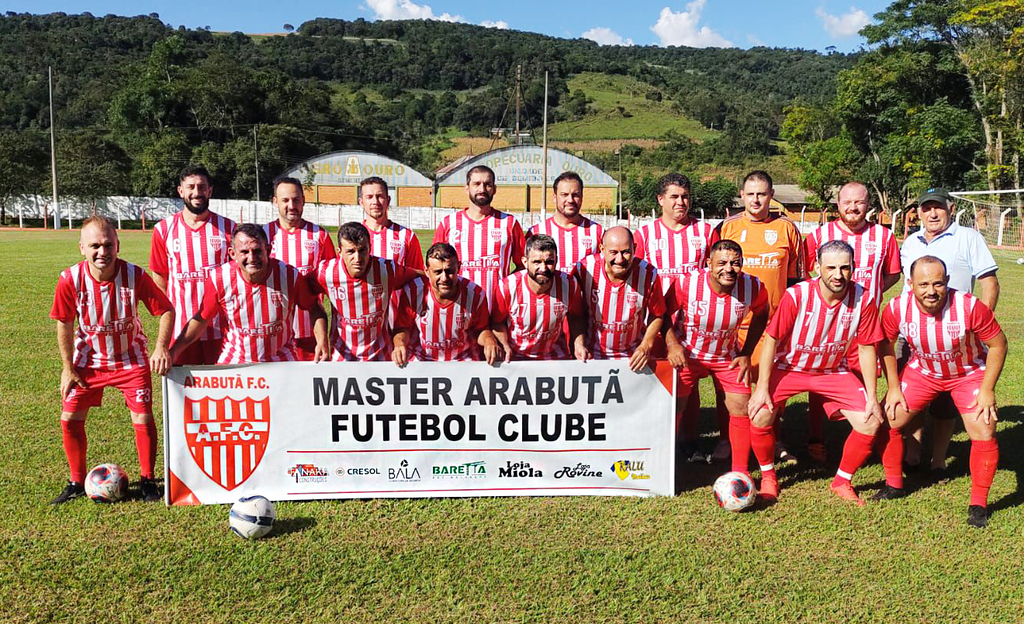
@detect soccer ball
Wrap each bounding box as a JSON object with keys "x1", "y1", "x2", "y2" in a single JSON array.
[
  {"x1": 712, "y1": 471, "x2": 757, "y2": 511},
  {"x1": 229, "y1": 495, "x2": 276, "y2": 539},
  {"x1": 84, "y1": 463, "x2": 128, "y2": 503}
]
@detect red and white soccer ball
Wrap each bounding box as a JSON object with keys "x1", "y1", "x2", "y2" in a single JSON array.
[
  {"x1": 84, "y1": 463, "x2": 129, "y2": 503},
  {"x1": 713, "y1": 471, "x2": 757, "y2": 511}
]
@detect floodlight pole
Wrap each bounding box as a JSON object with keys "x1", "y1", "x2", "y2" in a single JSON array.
[
  {"x1": 49, "y1": 66, "x2": 61, "y2": 230},
  {"x1": 253, "y1": 125, "x2": 261, "y2": 202},
  {"x1": 541, "y1": 71, "x2": 548, "y2": 220}
]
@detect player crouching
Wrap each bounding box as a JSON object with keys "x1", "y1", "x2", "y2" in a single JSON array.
[
  {"x1": 50, "y1": 217, "x2": 174, "y2": 504},
  {"x1": 879, "y1": 256, "x2": 1006, "y2": 527},
  {"x1": 747, "y1": 240, "x2": 885, "y2": 505}
]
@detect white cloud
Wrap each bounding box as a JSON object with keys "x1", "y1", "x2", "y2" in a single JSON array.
[
  {"x1": 366, "y1": 0, "x2": 463, "y2": 23},
  {"x1": 582, "y1": 27, "x2": 634, "y2": 46},
  {"x1": 481, "y1": 20, "x2": 509, "y2": 29},
  {"x1": 815, "y1": 6, "x2": 871, "y2": 38},
  {"x1": 651, "y1": 1, "x2": 733, "y2": 48},
  {"x1": 747, "y1": 34, "x2": 764, "y2": 47}
]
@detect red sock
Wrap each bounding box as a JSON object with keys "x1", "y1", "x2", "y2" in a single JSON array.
[
  {"x1": 807, "y1": 393, "x2": 826, "y2": 442},
  {"x1": 969, "y1": 439, "x2": 999, "y2": 507},
  {"x1": 876, "y1": 426, "x2": 904, "y2": 489},
  {"x1": 729, "y1": 415, "x2": 750, "y2": 474},
  {"x1": 61, "y1": 419, "x2": 87, "y2": 483},
  {"x1": 749, "y1": 424, "x2": 776, "y2": 478},
  {"x1": 133, "y1": 421, "x2": 157, "y2": 480},
  {"x1": 681, "y1": 390, "x2": 700, "y2": 441},
  {"x1": 833, "y1": 430, "x2": 875, "y2": 487},
  {"x1": 715, "y1": 386, "x2": 729, "y2": 439}
]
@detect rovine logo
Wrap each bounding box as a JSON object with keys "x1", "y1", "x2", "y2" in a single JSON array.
[
  {"x1": 183, "y1": 395, "x2": 270, "y2": 491},
  {"x1": 553, "y1": 463, "x2": 603, "y2": 479}
]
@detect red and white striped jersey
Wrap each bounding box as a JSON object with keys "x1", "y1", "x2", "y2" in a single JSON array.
[
  {"x1": 804, "y1": 221, "x2": 901, "y2": 305},
  {"x1": 634, "y1": 217, "x2": 715, "y2": 294},
  {"x1": 50, "y1": 260, "x2": 173, "y2": 371},
  {"x1": 491, "y1": 270, "x2": 584, "y2": 360},
  {"x1": 149, "y1": 212, "x2": 235, "y2": 341},
  {"x1": 264, "y1": 220, "x2": 337, "y2": 340},
  {"x1": 528, "y1": 216, "x2": 603, "y2": 270},
  {"x1": 432, "y1": 209, "x2": 525, "y2": 303},
  {"x1": 671, "y1": 270, "x2": 768, "y2": 364},
  {"x1": 200, "y1": 259, "x2": 317, "y2": 364},
  {"x1": 574, "y1": 254, "x2": 667, "y2": 360},
  {"x1": 767, "y1": 279, "x2": 883, "y2": 373},
  {"x1": 314, "y1": 256, "x2": 418, "y2": 361},
  {"x1": 366, "y1": 220, "x2": 425, "y2": 270},
  {"x1": 881, "y1": 290, "x2": 1001, "y2": 379},
  {"x1": 391, "y1": 277, "x2": 490, "y2": 362}
]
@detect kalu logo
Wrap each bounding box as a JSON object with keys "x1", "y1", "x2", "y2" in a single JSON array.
[
  {"x1": 611, "y1": 459, "x2": 650, "y2": 481},
  {"x1": 498, "y1": 461, "x2": 543, "y2": 478},
  {"x1": 388, "y1": 459, "x2": 421, "y2": 483},
  {"x1": 288, "y1": 463, "x2": 329, "y2": 483},
  {"x1": 183, "y1": 395, "x2": 270, "y2": 491},
  {"x1": 554, "y1": 463, "x2": 603, "y2": 479},
  {"x1": 432, "y1": 461, "x2": 486, "y2": 479}
]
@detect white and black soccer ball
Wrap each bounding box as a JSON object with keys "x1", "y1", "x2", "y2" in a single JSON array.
[
  {"x1": 84, "y1": 463, "x2": 129, "y2": 503},
  {"x1": 713, "y1": 471, "x2": 757, "y2": 511},
  {"x1": 229, "y1": 495, "x2": 276, "y2": 539}
]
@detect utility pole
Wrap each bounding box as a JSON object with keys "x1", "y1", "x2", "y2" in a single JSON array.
[
  {"x1": 49, "y1": 66, "x2": 61, "y2": 230},
  {"x1": 514, "y1": 64, "x2": 522, "y2": 146},
  {"x1": 541, "y1": 71, "x2": 549, "y2": 219},
  {"x1": 253, "y1": 125, "x2": 261, "y2": 202}
]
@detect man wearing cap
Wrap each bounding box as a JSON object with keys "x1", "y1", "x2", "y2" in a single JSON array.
[{"x1": 899, "y1": 187, "x2": 999, "y2": 476}]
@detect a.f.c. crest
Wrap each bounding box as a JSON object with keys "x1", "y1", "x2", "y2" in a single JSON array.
[{"x1": 183, "y1": 395, "x2": 270, "y2": 490}]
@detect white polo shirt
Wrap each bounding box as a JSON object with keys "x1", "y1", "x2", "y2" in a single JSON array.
[{"x1": 900, "y1": 222, "x2": 998, "y2": 294}]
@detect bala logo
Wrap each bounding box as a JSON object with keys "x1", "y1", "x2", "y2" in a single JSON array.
[{"x1": 388, "y1": 459, "x2": 421, "y2": 483}]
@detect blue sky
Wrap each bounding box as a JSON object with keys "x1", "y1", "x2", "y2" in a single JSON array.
[{"x1": 6, "y1": 1, "x2": 894, "y2": 52}]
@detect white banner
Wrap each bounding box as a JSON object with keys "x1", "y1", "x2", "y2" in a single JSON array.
[{"x1": 163, "y1": 360, "x2": 676, "y2": 505}]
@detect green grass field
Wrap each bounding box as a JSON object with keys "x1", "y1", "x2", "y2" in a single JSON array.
[{"x1": 2, "y1": 229, "x2": 1024, "y2": 623}]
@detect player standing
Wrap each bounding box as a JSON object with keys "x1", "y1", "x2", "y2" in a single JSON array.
[
  {"x1": 359, "y1": 176, "x2": 425, "y2": 270},
  {"x1": 879, "y1": 256, "x2": 1006, "y2": 527},
  {"x1": 50, "y1": 217, "x2": 174, "y2": 504},
  {"x1": 168, "y1": 224, "x2": 328, "y2": 364},
  {"x1": 149, "y1": 165, "x2": 235, "y2": 365},
  {"x1": 746, "y1": 240, "x2": 884, "y2": 504},
  {"x1": 528, "y1": 172, "x2": 602, "y2": 270},
  {"x1": 264, "y1": 176, "x2": 337, "y2": 361}
]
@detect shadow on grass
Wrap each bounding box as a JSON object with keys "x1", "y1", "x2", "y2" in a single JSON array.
[
  {"x1": 269, "y1": 517, "x2": 317, "y2": 538},
  {"x1": 984, "y1": 404, "x2": 1023, "y2": 513}
]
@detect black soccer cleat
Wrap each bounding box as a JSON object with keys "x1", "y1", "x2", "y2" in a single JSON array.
[
  {"x1": 50, "y1": 481, "x2": 85, "y2": 505},
  {"x1": 140, "y1": 478, "x2": 162, "y2": 503},
  {"x1": 967, "y1": 505, "x2": 989, "y2": 528},
  {"x1": 870, "y1": 485, "x2": 907, "y2": 501}
]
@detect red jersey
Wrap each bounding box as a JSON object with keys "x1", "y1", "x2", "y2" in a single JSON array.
[
  {"x1": 528, "y1": 216, "x2": 603, "y2": 270},
  {"x1": 767, "y1": 279, "x2": 883, "y2": 373},
  {"x1": 804, "y1": 221, "x2": 900, "y2": 305},
  {"x1": 432, "y1": 209, "x2": 525, "y2": 303},
  {"x1": 367, "y1": 221, "x2": 425, "y2": 270},
  {"x1": 634, "y1": 217, "x2": 715, "y2": 294},
  {"x1": 881, "y1": 290, "x2": 1000, "y2": 379},
  {"x1": 491, "y1": 270, "x2": 584, "y2": 360},
  {"x1": 149, "y1": 212, "x2": 235, "y2": 341},
  {"x1": 671, "y1": 271, "x2": 768, "y2": 364},
  {"x1": 264, "y1": 220, "x2": 337, "y2": 340},
  {"x1": 200, "y1": 259, "x2": 318, "y2": 364},
  {"x1": 391, "y1": 277, "x2": 490, "y2": 362},
  {"x1": 314, "y1": 256, "x2": 418, "y2": 362},
  {"x1": 574, "y1": 254, "x2": 666, "y2": 359},
  {"x1": 50, "y1": 260, "x2": 173, "y2": 371}
]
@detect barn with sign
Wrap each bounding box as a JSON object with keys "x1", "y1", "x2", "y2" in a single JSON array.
[{"x1": 285, "y1": 150, "x2": 433, "y2": 207}]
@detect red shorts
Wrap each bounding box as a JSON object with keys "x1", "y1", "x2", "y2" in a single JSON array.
[
  {"x1": 293, "y1": 337, "x2": 318, "y2": 362},
  {"x1": 173, "y1": 338, "x2": 222, "y2": 366},
  {"x1": 767, "y1": 368, "x2": 868, "y2": 418},
  {"x1": 679, "y1": 358, "x2": 750, "y2": 395},
  {"x1": 901, "y1": 366, "x2": 985, "y2": 414},
  {"x1": 62, "y1": 366, "x2": 153, "y2": 414}
]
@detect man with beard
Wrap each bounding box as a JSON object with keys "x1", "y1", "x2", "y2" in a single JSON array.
[
  {"x1": 528, "y1": 172, "x2": 602, "y2": 270},
  {"x1": 150, "y1": 165, "x2": 235, "y2": 365},
  {"x1": 360, "y1": 176, "x2": 424, "y2": 270},
  {"x1": 264, "y1": 176, "x2": 337, "y2": 361},
  {"x1": 168, "y1": 224, "x2": 328, "y2": 364},
  {"x1": 746, "y1": 240, "x2": 885, "y2": 505},
  {"x1": 574, "y1": 226, "x2": 667, "y2": 373},
  {"x1": 491, "y1": 234, "x2": 586, "y2": 361},
  {"x1": 665, "y1": 240, "x2": 769, "y2": 476},
  {"x1": 801, "y1": 182, "x2": 902, "y2": 462},
  {"x1": 432, "y1": 165, "x2": 525, "y2": 305}
]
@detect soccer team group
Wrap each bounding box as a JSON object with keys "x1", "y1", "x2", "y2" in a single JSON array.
[{"x1": 50, "y1": 164, "x2": 1007, "y2": 527}]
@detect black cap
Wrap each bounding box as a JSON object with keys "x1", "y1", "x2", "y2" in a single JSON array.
[{"x1": 917, "y1": 188, "x2": 953, "y2": 207}]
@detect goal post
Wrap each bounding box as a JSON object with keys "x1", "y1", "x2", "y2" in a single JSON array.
[{"x1": 948, "y1": 189, "x2": 1024, "y2": 250}]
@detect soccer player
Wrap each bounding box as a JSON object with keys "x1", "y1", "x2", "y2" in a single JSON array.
[
  {"x1": 432, "y1": 165, "x2": 526, "y2": 303},
  {"x1": 391, "y1": 243, "x2": 501, "y2": 365},
  {"x1": 879, "y1": 256, "x2": 1005, "y2": 527},
  {"x1": 491, "y1": 234, "x2": 586, "y2": 360},
  {"x1": 168, "y1": 224, "x2": 328, "y2": 364},
  {"x1": 150, "y1": 165, "x2": 235, "y2": 365},
  {"x1": 746, "y1": 240, "x2": 884, "y2": 505},
  {"x1": 574, "y1": 226, "x2": 667, "y2": 372},
  {"x1": 264, "y1": 176, "x2": 337, "y2": 361},
  {"x1": 665, "y1": 240, "x2": 769, "y2": 475},
  {"x1": 313, "y1": 222, "x2": 421, "y2": 361},
  {"x1": 802, "y1": 182, "x2": 902, "y2": 462},
  {"x1": 528, "y1": 172, "x2": 602, "y2": 270},
  {"x1": 50, "y1": 217, "x2": 174, "y2": 504},
  {"x1": 359, "y1": 176, "x2": 425, "y2": 270}
]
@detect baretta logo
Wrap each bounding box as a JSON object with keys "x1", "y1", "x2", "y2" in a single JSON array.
[{"x1": 183, "y1": 395, "x2": 270, "y2": 490}]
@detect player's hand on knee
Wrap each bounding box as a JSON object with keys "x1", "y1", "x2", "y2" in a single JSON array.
[
  {"x1": 884, "y1": 388, "x2": 907, "y2": 422},
  {"x1": 969, "y1": 389, "x2": 998, "y2": 425}
]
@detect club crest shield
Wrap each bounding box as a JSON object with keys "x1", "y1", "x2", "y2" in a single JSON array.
[
  {"x1": 183, "y1": 395, "x2": 270, "y2": 490},
  {"x1": 763, "y1": 229, "x2": 778, "y2": 245}
]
